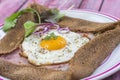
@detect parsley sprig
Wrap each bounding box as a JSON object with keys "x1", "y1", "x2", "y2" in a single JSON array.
[
  {"x1": 2, "y1": 8, "x2": 41, "y2": 37},
  {"x1": 2, "y1": 7, "x2": 64, "y2": 37},
  {"x1": 44, "y1": 33, "x2": 58, "y2": 40}
]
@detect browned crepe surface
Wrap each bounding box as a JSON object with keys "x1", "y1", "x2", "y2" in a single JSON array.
[
  {"x1": 0, "y1": 12, "x2": 35, "y2": 54},
  {"x1": 69, "y1": 25, "x2": 120, "y2": 79},
  {"x1": 29, "y1": 3, "x2": 49, "y2": 13},
  {"x1": 0, "y1": 59, "x2": 72, "y2": 80},
  {"x1": 58, "y1": 16, "x2": 118, "y2": 33}
]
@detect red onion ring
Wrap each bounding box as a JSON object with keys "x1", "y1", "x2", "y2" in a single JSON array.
[
  {"x1": 34, "y1": 23, "x2": 69, "y2": 34},
  {"x1": 58, "y1": 27, "x2": 70, "y2": 34},
  {"x1": 39, "y1": 23, "x2": 60, "y2": 29},
  {"x1": 50, "y1": 24, "x2": 60, "y2": 29},
  {"x1": 34, "y1": 26, "x2": 49, "y2": 34}
]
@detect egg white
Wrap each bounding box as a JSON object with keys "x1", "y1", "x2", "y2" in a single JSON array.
[{"x1": 21, "y1": 30, "x2": 89, "y2": 65}]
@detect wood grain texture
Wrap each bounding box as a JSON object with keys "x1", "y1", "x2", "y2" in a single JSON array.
[
  {"x1": 0, "y1": 0, "x2": 7, "y2": 3},
  {"x1": 33, "y1": 0, "x2": 82, "y2": 9},
  {"x1": 100, "y1": 0, "x2": 120, "y2": 19},
  {"x1": 0, "y1": 0, "x2": 27, "y2": 24},
  {"x1": 34, "y1": 0, "x2": 52, "y2": 6},
  {"x1": 47, "y1": 0, "x2": 82, "y2": 9},
  {"x1": 20, "y1": 0, "x2": 34, "y2": 9},
  {"x1": 79, "y1": 0, "x2": 103, "y2": 11}
]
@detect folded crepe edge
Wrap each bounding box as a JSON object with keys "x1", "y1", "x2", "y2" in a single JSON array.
[
  {"x1": 69, "y1": 25, "x2": 120, "y2": 79},
  {"x1": 0, "y1": 58, "x2": 72, "y2": 80},
  {"x1": 0, "y1": 12, "x2": 36, "y2": 54}
]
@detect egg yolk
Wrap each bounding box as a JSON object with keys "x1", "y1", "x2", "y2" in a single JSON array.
[{"x1": 40, "y1": 36, "x2": 67, "y2": 50}]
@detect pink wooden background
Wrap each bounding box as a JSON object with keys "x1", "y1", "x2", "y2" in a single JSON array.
[{"x1": 0, "y1": 0, "x2": 120, "y2": 80}]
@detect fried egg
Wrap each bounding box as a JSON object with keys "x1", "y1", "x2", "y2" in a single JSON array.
[{"x1": 21, "y1": 29, "x2": 89, "y2": 65}]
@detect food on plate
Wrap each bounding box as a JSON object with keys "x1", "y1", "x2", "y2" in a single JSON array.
[
  {"x1": 0, "y1": 3, "x2": 120, "y2": 80},
  {"x1": 21, "y1": 29, "x2": 89, "y2": 65},
  {"x1": 0, "y1": 59, "x2": 72, "y2": 80},
  {"x1": 0, "y1": 13, "x2": 36, "y2": 54},
  {"x1": 69, "y1": 26, "x2": 120, "y2": 79},
  {"x1": 58, "y1": 16, "x2": 118, "y2": 33}
]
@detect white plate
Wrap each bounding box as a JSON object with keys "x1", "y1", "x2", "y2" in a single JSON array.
[{"x1": 0, "y1": 10, "x2": 120, "y2": 80}]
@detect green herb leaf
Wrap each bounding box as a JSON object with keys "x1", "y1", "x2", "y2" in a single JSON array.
[
  {"x1": 2, "y1": 8, "x2": 40, "y2": 32},
  {"x1": 41, "y1": 8, "x2": 64, "y2": 23},
  {"x1": 24, "y1": 21, "x2": 36, "y2": 37},
  {"x1": 46, "y1": 13, "x2": 64, "y2": 23},
  {"x1": 51, "y1": 8, "x2": 59, "y2": 15},
  {"x1": 2, "y1": 11, "x2": 21, "y2": 31},
  {"x1": 44, "y1": 33, "x2": 58, "y2": 40},
  {"x1": 46, "y1": 9, "x2": 64, "y2": 23}
]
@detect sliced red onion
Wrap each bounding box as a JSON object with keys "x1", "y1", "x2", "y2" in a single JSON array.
[
  {"x1": 43, "y1": 27, "x2": 50, "y2": 33},
  {"x1": 39, "y1": 23, "x2": 60, "y2": 29},
  {"x1": 34, "y1": 26, "x2": 49, "y2": 34},
  {"x1": 58, "y1": 27, "x2": 70, "y2": 34},
  {"x1": 51, "y1": 24, "x2": 60, "y2": 29},
  {"x1": 33, "y1": 23, "x2": 68, "y2": 34},
  {"x1": 40, "y1": 23, "x2": 54, "y2": 27},
  {"x1": 34, "y1": 23, "x2": 55, "y2": 34}
]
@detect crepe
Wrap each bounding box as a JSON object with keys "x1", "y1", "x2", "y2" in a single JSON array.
[
  {"x1": 58, "y1": 16, "x2": 118, "y2": 33},
  {"x1": 0, "y1": 59, "x2": 72, "y2": 80},
  {"x1": 29, "y1": 3, "x2": 49, "y2": 13},
  {"x1": 69, "y1": 25, "x2": 120, "y2": 79},
  {"x1": 0, "y1": 3, "x2": 120, "y2": 80},
  {"x1": 0, "y1": 12, "x2": 36, "y2": 54}
]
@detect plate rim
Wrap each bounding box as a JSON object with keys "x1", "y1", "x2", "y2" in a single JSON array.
[
  {"x1": 65, "y1": 9, "x2": 120, "y2": 21},
  {"x1": 84, "y1": 62, "x2": 120, "y2": 80}
]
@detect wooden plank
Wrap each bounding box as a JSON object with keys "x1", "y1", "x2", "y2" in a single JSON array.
[
  {"x1": 47, "y1": 0, "x2": 82, "y2": 9},
  {"x1": 44, "y1": 0, "x2": 63, "y2": 8},
  {"x1": 103, "y1": 71, "x2": 120, "y2": 80},
  {"x1": 79, "y1": 0, "x2": 103, "y2": 11},
  {"x1": 0, "y1": 0, "x2": 27, "y2": 24},
  {"x1": 20, "y1": 0, "x2": 55, "y2": 9},
  {"x1": 0, "y1": 0, "x2": 7, "y2": 3},
  {"x1": 21, "y1": 0, "x2": 82, "y2": 9},
  {"x1": 20, "y1": 0, "x2": 34, "y2": 9},
  {"x1": 35, "y1": 0, "x2": 52, "y2": 6},
  {"x1": 33, "y1": 0, "x2": 82, "y2": 9},
  {"x1": 100, "y1": 0, "x2": 120, "y2": 19}
]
